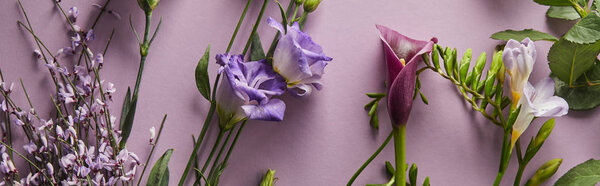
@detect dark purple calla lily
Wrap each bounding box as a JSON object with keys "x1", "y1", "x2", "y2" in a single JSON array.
[{"x1": 376, "y1": 25, "x2": 436, "y2": 126}]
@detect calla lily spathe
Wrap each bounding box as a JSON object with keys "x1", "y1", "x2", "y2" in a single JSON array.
[
  {"x1": 503, "y1": 38, "x2": 536, "y2": 108},
  {"x1": 268, "y1": 17, "x2": 333, "y2": 96},
  {"x1": 215, "y1": 53, "x2": 287, "y2": 130},
  {"x1": 376, "y1": 25, "x2": 436, "y2": 126},
  {"x1": 510, "y1": 77, "x2": 568, "y2": 148}
]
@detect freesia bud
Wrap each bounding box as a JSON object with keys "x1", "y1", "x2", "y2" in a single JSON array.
[
  {"x1": 502, "y1": 38, "x2": 535, "y2": 109},
  {"x1": 303, "y1": 0, "x2": 322, "y2": 13},
  {"x1": 525, "y1": 158, "x2": 562, "y2": 186},
  {"x1": 260, "y1": 169, "x2": 276, "y2": 186}
]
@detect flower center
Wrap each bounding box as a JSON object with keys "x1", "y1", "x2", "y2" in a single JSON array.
[{"x1": 400, "y1": 58, "x2": 406, "y2": 66}]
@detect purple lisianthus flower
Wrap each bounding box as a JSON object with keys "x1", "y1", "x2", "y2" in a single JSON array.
[
  {"x1": 268, "y1": 17, "x2": 332, "y2": 96},
  {"x1": 215, "y1": 53, "x2": 286, "y2": 130}
]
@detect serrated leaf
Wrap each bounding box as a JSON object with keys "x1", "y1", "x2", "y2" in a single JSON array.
[
  {"x1": 548, "y1": 38, "x2": 600, "y2": 86},
  {"x1": 547, "y1": 6, "x2": 580, "y2": 20},
  {"x1": 534, "y1": 0, "x2": 572, "y2": 6},
  {"x1": 555, "y1": 159, "x2": 600, "y2": 186},
  {"x1": 564, "y1": 12, "x2": 600, "y2": 44},
  {"x1": 553, "y1": 61, "x2": 600, "y2": 110},
  {"x1": 195, "y1": 45, "x2": 211, "y2": 100},
  {"x1": 250, "y1": 33, "x2": 266, "y2": 61},
  {"x1": 491, "y1": 29, "x2": 558, "y2": 42},
  {"x1": 147, "y1": 149, "x2": 174, "y2": 186}
]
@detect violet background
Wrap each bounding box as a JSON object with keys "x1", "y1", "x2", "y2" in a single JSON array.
[{"x1": 1, "y1": 0, "x2": 599, "y2": 185}]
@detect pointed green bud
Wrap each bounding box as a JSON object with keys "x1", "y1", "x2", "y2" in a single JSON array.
[
  {"x1": 423, "y1": 176, "x2": 430, "y2": 186},
  {"x1": 533, "y1": 118, "x2": 555, "y2": 148},
  {"x1": 431, "y1": 44, "x2": 441, "y2": 70},
  {"x1": 303, "y1": 0, "x2": 322, "y2": 13},
  {"x1": 409, "y1": 163, "x2": 418, "y2": 186},
  {"x1": 260, "y1": 169, "x2": 276, "y2": 186},
  {"x1": 138, "y1": 0, "x2": 159, "y2": 14},
  {"x1": 459, "y1": 48, "x2": 472, "y2": 82},
  {"x1": 525, "y1": 159, "x2": 562, "y2": 186},
  {"x1": 295, "y1": 0, "x2": 305, "y2": 5}
]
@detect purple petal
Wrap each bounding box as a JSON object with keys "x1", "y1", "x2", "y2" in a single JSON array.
[
  {"x1": 386, "y1": 47, "x2": 421, "y2": 126},
  {"x1": 267, "y1": 17, "x2": 284, "y2": 33},
  {"x1": 241, "y1": 99, "x2": 286, "y2": 121},
  {"x1": 376, "y1": 25, "x2": 435, "y2": 87}
]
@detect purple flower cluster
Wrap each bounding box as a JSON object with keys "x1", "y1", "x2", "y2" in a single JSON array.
[
  {"x1": 214, "y1": 17, "x2": 332, "y2": 128},
  {"x1": 0, "y1": 6, "x2": 145, "y2": 185}
]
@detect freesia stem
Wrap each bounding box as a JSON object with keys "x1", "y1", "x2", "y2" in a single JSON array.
[
  {"x1": 394, "y1": 126, "x2": 406, "y2": 186},
  {"x1": 347, "y1": 131, "x2": 393, "y2": 186},
  {"x1": 494, "y1": 130, "x2": 511, "y2": 186},
  {"x1": 201, "y1": 130, "x2": 225, "y2": 174},
  {"x1": 514, "y1": 164, "x2": 526, "y2": 186}
]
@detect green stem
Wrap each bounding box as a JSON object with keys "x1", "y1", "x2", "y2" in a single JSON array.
[
  {"x1": 394, "y1": 126, "x2": 406, "y2": 186},
  {"x1": 201, "y1": 130, "x2": 225, "y2": 174},
  {"x1": 206, "y1": 129, "x2": 234, "y2": 184},
  {"x1": 211, "y1": 120, "x2": 247, "y2": 185},
  {"x1": 133, "y1": 13, "x2": 152, "y2": 97},
  {"x1": 514, "y1": 164, "x2": 526, "y2": 186},
  {"x1": 226, "y1": 0, "x2": 252, "y2": 53},
  {"x1": 290, "y1": 4, "x2": 300, "y2": 24},
  {"x1": 494, "y1": 130, "x2": 512, "y2": 186},
  {"x1": 346, "y1": 131, "x2": 393, "y2": 186},
  {"x1": 136, "y1": 115, "x2": 168, "y2": 186},
  {"x1": 241, "y1": 0, "x2": 268, "y2": 56},
  {"x1": 178, "y1": 0, "x2": 251, "y2": 184}
]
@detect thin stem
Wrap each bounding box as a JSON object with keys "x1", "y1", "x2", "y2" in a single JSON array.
[
  {"x1": 347, "y1": 131, "x2": 393, "y2": 186},
  {"x1": 226, "y1": 0, "x2": 252, "y2": 53},
  {"x1": 201, "y1": 130, "x2": 225, "y2": 174},
  {"x1": 290, "y1": 4, "x2": 300, "y2": 25},
  {"x1": 241, "y1": 0, "x2": 269, "y2": 56},
  {"x1": 514, "y1": 164, "x2": 526, "y2": 186},
  {"x1": 207, "y1": 129, "x2": 234, "y2": 184},
  {"x1": 136, "y1": 114, "x2": 168, "y2": 186},
  {"x1": 0, "y1": 141, "x2": 54, "y2": 186},
  {"x1": 494, "y1": 130, "x2": 512, "y2": 186},
  {"x1": 212, "y1": 120, "x2": 247, "y2": 185},
  {"x1": 394, "y1": 126, "x2": 406, "y2": 186}
]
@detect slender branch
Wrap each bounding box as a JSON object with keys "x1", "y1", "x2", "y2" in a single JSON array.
[
  {"x1": 347, "y1": 131, "x2": 393, "y2": 186},
  {"x1": 136, "y1": 114, "x2": 168, "y2": 186}
]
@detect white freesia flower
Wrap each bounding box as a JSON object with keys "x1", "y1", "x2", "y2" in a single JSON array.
[{"x1": 511, "y1": 77, "x2": 569, "y2": 148}]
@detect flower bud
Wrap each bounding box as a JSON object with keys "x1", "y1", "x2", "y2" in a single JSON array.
[
  {"x1": 303, "y1": 0, "x2": 322, "y2": 13},
  {"x1": 295, "y1": 0, "x2": 304, "y2": 5},
  {"x1": 260, "y1": 169, "x2": 276, "y2": 186},
  {"x1": 525, "y1": 158, "x2": 562, "y2": 186},
  {"x1": 137, "y1": 0, "x2": 160, "y2": 14}
]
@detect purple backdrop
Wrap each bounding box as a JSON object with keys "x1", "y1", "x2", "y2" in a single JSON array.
[{"x1": 1, "y1": 0, "x2": 599, "y2": 185}]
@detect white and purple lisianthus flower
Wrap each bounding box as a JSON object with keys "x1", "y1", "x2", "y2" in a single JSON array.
[
  {"x1": 268, "y1": 17, "x2": 332, "y2": 96},
  {"x1": 215, "y1": 53, "x2": 287, "y2": 130}
]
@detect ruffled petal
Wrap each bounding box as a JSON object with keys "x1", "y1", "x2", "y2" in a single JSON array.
[{"x1": 242, "y1": 99, "x2": 286, "y2": 121}]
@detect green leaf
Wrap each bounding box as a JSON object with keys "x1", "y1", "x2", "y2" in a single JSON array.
[
  {"x1": 553, "y1": 60, "x2": 600, "y2": 110},
  {"x1": 490, "y1": 29, "x2": 558, "y2": 42},
  {"x1": 276, "y1": 1, "x2": 288, "y2": 33},
  {"x1": 546, "y1": 6, "x2": 581, "y2": 20},
  {"x1": 250, "y1": 33, "x2": 266, "y2": 61},
  {"x1": 119, "y1": 87, "x2": 131, "y2": 130},
  {"x1": 549, "y1": 38, "x2": 600, "y2": 86},
  {"x1": 534, "y1": 0, "x2": 572, "y2": 6},
  {"x1": 564, "y1": 12, "x2": 600, "y2": 44},
  {"x1": 367, "y1": 93, "x2": 386, "y2": 98},
  {"x1": 195, "y1": 45, "x2": 211, "y2": 101},
  {"x1": 119, "y1": 97, "x2": 138, "y2": 149},
  {"x1": 555, "y1": 159, "x2": 600, "y2": 186},
  {"x1": 147, "y1": 149, "x2": 174, "y2": 186}
]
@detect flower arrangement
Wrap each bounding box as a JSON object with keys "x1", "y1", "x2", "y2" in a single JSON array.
[{"x1": 178, "y1": 0, "x2": 332, "y2": 185}]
